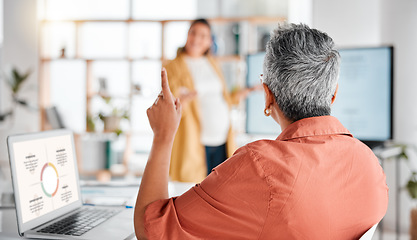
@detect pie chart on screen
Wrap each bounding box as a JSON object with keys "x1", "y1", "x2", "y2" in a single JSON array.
[{"x1": 41, "y1": 162, "x2": 59, "y2": 197}]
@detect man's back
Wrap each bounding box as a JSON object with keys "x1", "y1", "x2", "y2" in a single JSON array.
[
  {"x1": 143, "y1": 116, "x2": 388, "y2": 239},
  {"x1": 253, "y1": 116, "x2": 388, "y2": 239}
]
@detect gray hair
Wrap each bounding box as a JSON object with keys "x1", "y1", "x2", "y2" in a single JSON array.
[{"x1": 263, "y1": 23, "x2": 340, "y2": 122}]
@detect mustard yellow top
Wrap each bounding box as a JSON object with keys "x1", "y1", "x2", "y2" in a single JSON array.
[{"x1": 164, "y1": 51, "x2": 237, "y2": 183}]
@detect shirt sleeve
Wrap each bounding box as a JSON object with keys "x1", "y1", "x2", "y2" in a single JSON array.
[{"x1": 143, "y1": 146, "x2": 271, "y2": 240}]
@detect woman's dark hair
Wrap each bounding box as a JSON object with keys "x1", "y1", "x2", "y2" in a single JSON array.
[
  {"x1": 183, "y1": 18, "x2": 212, "y2": 55},
  {"x1": 190, "y1": 18, "x2": 211, "y2": 30}
]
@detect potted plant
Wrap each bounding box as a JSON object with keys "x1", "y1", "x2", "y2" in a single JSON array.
[
  {"x1": 395, "y1": 144, "x2": 417, "y2": 239},
  {"x1": 0, "y1": 67, "x2": 33, "y2": 167},
  {"x1": 97, "y1": 96, "x2": 129, "y2": 135},
  {"x1": 375, "y1": 144, "x2": 417, "y2": 238},
  {"x1": 0, "y1": 67, "x2": 32, "y2": 123},
  {"x1": 408, "y1": 171, "x2": 417, "y2": 239}
]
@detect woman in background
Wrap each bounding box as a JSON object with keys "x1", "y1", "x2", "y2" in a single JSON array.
[{"x1": 164, "y1": 19, "x2": 257, "y2": 182}]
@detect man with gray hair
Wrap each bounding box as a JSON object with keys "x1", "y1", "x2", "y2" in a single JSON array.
[
  {"x1": 134, "y1": 23, "x2": 388, "y2": 239},
  {"x1": 263, "y1": 23, "x2": 340, "y2": 122}
]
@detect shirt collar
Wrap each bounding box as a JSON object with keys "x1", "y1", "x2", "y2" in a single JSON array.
[{"x1": 276, "y1": 116, "x2": 353, "y2": 141}]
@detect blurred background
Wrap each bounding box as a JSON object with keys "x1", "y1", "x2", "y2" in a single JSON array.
[{"x1": 0, "y1": 0, "x2": 416, "y2": 238}]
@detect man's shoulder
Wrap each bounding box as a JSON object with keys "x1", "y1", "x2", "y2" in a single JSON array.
[
  {"x1": 243, "y1": 139, "x2": 290, "y2": 159},
  {"x1": 241, "y1": 135, "x2": 378, "y2": 173}
]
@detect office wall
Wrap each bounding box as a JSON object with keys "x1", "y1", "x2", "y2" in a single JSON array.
[
  {"x1": 380, "y1": 0, "x2": 417, "y2": 234},
  {"x1": 197, "y1": 0, "x2": 288, "y2": 18},
  {"x1": 380, "y1": 0, "x2": 417, "y2": 145},
  {"x1": 312, "y1": 0, "x2": 381, "y2": 47},
  {"x1": 2, "y1": 0, "x2": 38, "y2": 130},
  {"x1": 288, "y1": 0, "x2": 312, "y2": 26},
  {"x1": 0, "y1": 0, "x2": 3, "y2": 123},
  {"x1": 313, "y1": 0, "x2": 417, "y2": 233},
  {"x1": 0, "y1": 0, "x2": 39, "y2": 167}
]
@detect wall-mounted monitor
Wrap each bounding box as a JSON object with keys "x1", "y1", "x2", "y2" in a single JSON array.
[
  {"x1": 332, "y1": 46, "x2": 393, "y2": 147},
  {"x1": 245, "y1": 52, "x2": 281, "y2": 136},
  {"x1": 245, "y1": 46, "x2": 394, "y2": 147}
]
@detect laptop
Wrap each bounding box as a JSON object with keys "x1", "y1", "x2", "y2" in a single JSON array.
[{"x1": 7, "y1": 129, "x2": 135, "y2": 239}]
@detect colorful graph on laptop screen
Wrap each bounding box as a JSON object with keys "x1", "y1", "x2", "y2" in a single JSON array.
[{"x1": 13, "y1": 135, "x2": 79, "y2": 223}]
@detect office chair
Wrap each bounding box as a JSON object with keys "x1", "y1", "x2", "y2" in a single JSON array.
[{"x1": 359, "y1": 223, "x2": 378, "y2": 240}]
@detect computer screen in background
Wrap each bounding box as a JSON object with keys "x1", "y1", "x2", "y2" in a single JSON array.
[
  {"x1": 245, "y1": 52, "x2": 281, "y2": 136},
  {"x1": 245, "y1": 46, "x2": 393, "y2": 146},
  {"x1": 332, "y1": 46, "x2": 393, "y2": 146}
]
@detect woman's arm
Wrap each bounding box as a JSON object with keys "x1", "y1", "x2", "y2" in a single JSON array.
[
  {"x1": 230, "y1": 84, "x2": 263, "y2": 105},
  {"x1": 134, "y1": 68, "x2": 182, "y2": 240}
]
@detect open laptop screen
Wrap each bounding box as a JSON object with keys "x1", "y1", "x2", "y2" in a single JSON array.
[{"x1": 8, "y1": 130, "x2": 81, "y2": 233}]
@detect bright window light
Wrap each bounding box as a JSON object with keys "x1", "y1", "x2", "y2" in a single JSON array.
[
  {"x1": 132, "y1": 60, "x2": 162, "y2": 98},
  {"x1": 44, "y1": 0, "x2": 129, "y2": 20},
  {"x1": 91, "y1": 61, "x2": 130, "y2": 96},
  {"x1": 49, "y1": 60, "x2": 86, "y2": 132},
  {"x1": 164, "y1": 22, "x2": 190, "y2": 59},
  {"x1": 41, "y1": 22, "x2": 76, "y2": 58},
  {"x1": 131, "y1": 60, "x2": 162, "y2": 133},
  {"x1": 131, "y1": 97, "x2": 154, "y2": 133},
  {"x1": 80, "y1": 23, "x2": 127, "y2": 58},
  {"x1": 132, "y1": 0, "x2": 197, "y2": 20},
  {"x1": 129, "y1": 23, "x2": 162, "y2": 59}
]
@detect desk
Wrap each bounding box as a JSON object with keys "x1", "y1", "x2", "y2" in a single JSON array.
[{"x1": 0, "y1": 179, "x2": 195, "y2": 239}]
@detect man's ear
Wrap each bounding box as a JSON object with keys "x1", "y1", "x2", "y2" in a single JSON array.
[
  {"x1": 331, "y1": 84, "x2": 339, "y2": 105},
  {"x1": 263, "y1": 83, "x2": 275, "y2": 108}
]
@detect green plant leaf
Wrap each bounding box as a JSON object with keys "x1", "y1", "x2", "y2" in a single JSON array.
[
  {"x1": 98, "y1": 113, "x2": 105, "y2": 121},
  {"x1": 6, "y1": 68, "x2": 32, "y2": 94},
  {"x1": 86, "y1": 115, "x2": 96, "y2": 132},
  {"x1": 407, "y1": 179, "x2": 417, "y2": 199},
  {"x1": 400, "y1": 152, "x2": 409, "y2": 160},
  {"x1": 114, "y1": 128, "x2": 123, "y2": 136}
]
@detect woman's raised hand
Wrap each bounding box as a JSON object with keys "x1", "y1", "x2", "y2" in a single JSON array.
[
  {"x1": 178, "y1": 87, "x2": 197, "y2": 109},
  {"x1": 146, "y1": 68, "x2": 182, "y2": 142}
]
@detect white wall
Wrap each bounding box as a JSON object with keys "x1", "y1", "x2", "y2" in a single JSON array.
[
  {"x1": 380, "y1": 0, "x2": 417, "y2": 144},
  {"x1": 312, "y1": 0, "x2": 381, "y2": 47},
  {"x1": 0, "y1": 0, "x2": 3, "y2": 119},
  {"x1": 312, "y1": 0, "x2": 417, "y2": 234},
  {"x1": 2, "y1": 0, "x2": 38, "y2": 131},
  {"x1": 0, "y1": 0, "x2": 39, "y2": 168},
  {"x1": 379, "y1": 0, "x2": 417, "y2": 234},
  {"x1": 288, "y1": 0, "x2": 312, "y2": 26},
  {"x1": 197, "y1": 0, "x2": 288, "y2": 18}
]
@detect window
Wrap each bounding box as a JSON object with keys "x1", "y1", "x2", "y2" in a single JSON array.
[
  {"x1": 80, "y1": 23, "x2": 128, "y2": 58},
  {"x1": 39, "y1": 0, "x2": 283, "y2": 160},
  {"x1": 132, "y1": 0, "x2": 197, "y2": 20},
  {"x1": 163, "y1": 22, "x2": 190, "y2": 60},
  {"x1": 43, "y1": 0, "x2": 130, "y2": 20},
  {"x1": 41, "y1": 22, "x2": 76, "y2": 58},
  {"x1": 49, "y1": 60, "x2": 86, "y2": 132},
  {"x1": 129, "y1": 23, "x2": 162, "y2": 59},
  {"x1": 131, "y1": 60, "x2": 162, "y2": 134},
  {"x1": 39, "y1": 0, "x2": 198, "y2": 152}
]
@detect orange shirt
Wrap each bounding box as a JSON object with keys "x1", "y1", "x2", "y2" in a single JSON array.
[{"x1": 144, "y1": 116, "x2": 388, "y2": 239}]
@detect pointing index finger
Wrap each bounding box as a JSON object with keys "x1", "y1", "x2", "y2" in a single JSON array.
[{"x1": 161, "y1": 68, "x2": 171, "y2": 98}]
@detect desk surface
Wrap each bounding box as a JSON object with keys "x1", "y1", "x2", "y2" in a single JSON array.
[
  {"x1": 0, "y1": 209, "x2": 28, "y2": 239},
  {"x1": 0, "y1": 179, "x2": 194, "y2": 239}
]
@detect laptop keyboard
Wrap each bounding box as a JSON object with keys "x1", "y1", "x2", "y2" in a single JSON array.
[{"x1": 37, "y1": 208, "x2": 121, "y2": 236}]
